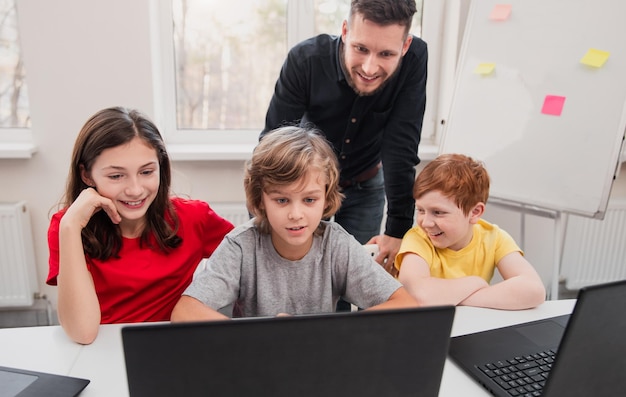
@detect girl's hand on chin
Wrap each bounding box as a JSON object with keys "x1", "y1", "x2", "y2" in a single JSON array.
[{"x1": 64, "y1": 187, "x2": 122, "y2": 229}]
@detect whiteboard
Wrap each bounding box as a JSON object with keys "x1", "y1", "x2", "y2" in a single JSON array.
[{"x1": 441, "y1": 0, "x2": 626, "y2": 219}]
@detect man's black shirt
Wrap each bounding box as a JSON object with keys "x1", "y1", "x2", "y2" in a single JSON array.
[{"x1": 262, "y1": 34, "x2": 428, "y2": 238}]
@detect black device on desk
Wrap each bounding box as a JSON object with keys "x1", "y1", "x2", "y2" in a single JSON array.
[
  {"x1": 449, "y1": 279, "x2": 626, "y2": 396},
  {"x1": 122, "y1": 306, "x2": 455, "y2": 397},
  {"x1": 0, "y1": 365, "x2": 89, "y2": 397}
]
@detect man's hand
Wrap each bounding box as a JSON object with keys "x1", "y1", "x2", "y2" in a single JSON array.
[{"x1": 366, "y1": 234, "x2": 402, "y2": 277}]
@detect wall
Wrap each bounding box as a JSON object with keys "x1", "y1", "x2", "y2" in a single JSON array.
[
  {"x1": 4, "y1": 0, "x2": 246, "y2": 307},
  {"x1": 1, "y1": 0, "x2": 624, "y2": 309}
]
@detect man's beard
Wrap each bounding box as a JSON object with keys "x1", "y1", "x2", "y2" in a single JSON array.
[{"x1": 339, "y1": 41, "x2": 402, "y2": 97}]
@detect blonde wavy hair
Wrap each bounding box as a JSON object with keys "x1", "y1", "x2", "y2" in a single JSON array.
[{"x1": 244, "y1": 126, "x2": 344, "y2": 234}]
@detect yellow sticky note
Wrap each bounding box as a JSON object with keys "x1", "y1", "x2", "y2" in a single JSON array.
[
  {"x1": 580, "y1": 48, "x2": 610, "y2": 68},
  {"x1": 474, "y1": 63, "x2": 496, "y2": 75},
  {"x1": 490, "y1": 4, "x2": 512, "y2": 21}
]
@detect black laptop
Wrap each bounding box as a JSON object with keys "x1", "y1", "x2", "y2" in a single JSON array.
[
  {"x1": 122, "y1": 306, "x2": 455, "y2": 397},
  {"x1": 0, "y1": 366, "x2": 89, "y2": 397},
  {"x1": 449, "y1": 279, "x2": 626, "y2": 396}
]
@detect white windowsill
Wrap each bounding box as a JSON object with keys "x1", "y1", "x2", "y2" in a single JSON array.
[
  {"x1": 167, "y1": 143, "x2": 258, "y2": 161},
  {"x1": 167, "y1": 142, "x2": 441, "y2": 162},
  {"x1": 0, "y1": 141, "x2": 437, "y2": 162},
  {"x1": 0, "y1": 143, "x2": 38, "y2": 159}
]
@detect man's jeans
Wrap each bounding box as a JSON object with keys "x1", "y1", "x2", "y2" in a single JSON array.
[
  {"x1": 333, "y1": 168, "x2": 385, "y2": 312},
  {"x1": 334, "y1": 167, "x2": 385, "y2": 244}
]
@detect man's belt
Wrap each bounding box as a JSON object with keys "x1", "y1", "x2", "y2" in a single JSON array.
[{"x1": 339, "y1": 162, "x2": 382, "y2": 188}]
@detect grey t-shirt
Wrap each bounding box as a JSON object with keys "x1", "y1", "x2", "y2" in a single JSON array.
[{"x1": 184, "y1": 220, "x2": 401, "y2": 317}]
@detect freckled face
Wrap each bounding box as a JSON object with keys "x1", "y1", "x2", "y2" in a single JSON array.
[
  {"x1": 415, "y1": 190, "x2": 476, "y2": 251},
  {"x1": 341, "y1": 14, "x2": 412, "y2": 96},
  {"x1": 84, "y1": 137, "x2": 160, "y2": 235},
  {"x1": 261, "y1": 170, "x2": 327, "y2": 261}
]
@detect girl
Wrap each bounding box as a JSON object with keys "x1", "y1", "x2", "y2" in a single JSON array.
[{"x1": 47, "y1": 107, "x2": 233, "y2": 344}]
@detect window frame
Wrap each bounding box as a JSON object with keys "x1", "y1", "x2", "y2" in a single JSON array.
[
  {"x1": 156, "y1": 0, "x2": 450, "y2": 162},
  {"x1": 0, "y1": 0, "x2": 36, "y2": 159}
]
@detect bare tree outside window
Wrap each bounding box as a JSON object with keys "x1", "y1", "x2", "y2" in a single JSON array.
[
  {"x1": 173, "y1": 0, "x2": 287, "y2": 130},
  {"x1": 172, "y1": 0, "x2": 423, "y2": 132},
  {"x1": 0, "y1": 0, "x2": 30, "y2": 128}
]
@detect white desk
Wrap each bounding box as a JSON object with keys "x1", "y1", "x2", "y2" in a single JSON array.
[{"x1": 0, "y1": 299, "x2": 576, "y2": 396}]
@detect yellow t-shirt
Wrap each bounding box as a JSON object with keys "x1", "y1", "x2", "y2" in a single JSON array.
[{"x1": 395, "y1": 219, "x2": 522, "y2": 282}]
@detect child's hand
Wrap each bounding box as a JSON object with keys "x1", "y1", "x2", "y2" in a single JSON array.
[
  {"x1": 62, "y1": 187, "x2": 122, "y2": 229},
  {"x1": 275, "y1": 313, "x2": 291, "y2": 317}
]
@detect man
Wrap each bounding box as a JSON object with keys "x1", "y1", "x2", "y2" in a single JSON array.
[{"x1": 261, "y1": 0, "x2": 427, "y2": 275}]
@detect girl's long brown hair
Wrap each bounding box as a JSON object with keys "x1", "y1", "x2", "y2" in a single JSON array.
[{"x1": 63, "y1": 107, "x2": 181, "y2": 260}]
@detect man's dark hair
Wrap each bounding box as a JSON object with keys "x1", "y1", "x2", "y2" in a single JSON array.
[{"x1": 350, "y1": 0, "x2": 417, "y2": 35}]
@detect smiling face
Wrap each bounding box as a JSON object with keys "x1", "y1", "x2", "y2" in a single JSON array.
[
  {"x1": 340, "y1": 13, "x2": 412, "y2": 96},
  {"x1": 82, "y1": 136, "x2": 160, "y2": 237},
  {"x1": 415, "y1": 190, "x2": 484, "y2": 252},
  {"x1": 261, "y1": 169, "x2": 327, "y2": 261}
]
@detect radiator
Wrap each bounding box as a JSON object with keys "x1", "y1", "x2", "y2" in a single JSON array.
[
  {"x1": 561, "y1": 200, "x2": 626, "y2": 290},
  {"x1": 195, "y1": 202, "x2": 249, "y2": 277},
  {"x1": 0, "y1": 201, "x2": 38, "y2": 307},
  {"x1": 210, "y1": 202, "x2": 249, "y2": 227}
]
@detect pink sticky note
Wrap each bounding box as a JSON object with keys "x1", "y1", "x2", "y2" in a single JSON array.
[
  {"x1": 541, "y1": 95, "x2": 566, "y2": 116},
  {"x1": 490, "y1": 4, "x2": 512, "y2": 21}
]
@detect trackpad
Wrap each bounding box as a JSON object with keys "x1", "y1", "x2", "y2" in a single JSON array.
[{"x1": 515, "y1": 320, "x2": 565, "y2": 348}]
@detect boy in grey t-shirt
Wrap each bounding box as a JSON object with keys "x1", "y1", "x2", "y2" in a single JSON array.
[{"x1": 172, "y1": 126, "x2": 417, "y2": 321}]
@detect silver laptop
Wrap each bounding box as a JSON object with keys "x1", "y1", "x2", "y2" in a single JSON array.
[
  {"x1": 449, "y1": 279, "x2": 626, "y2": 396},
  {"x1": 122, "y1": 306, "x2": 455, "y2": 397},
  {"x1": 0, "y1": 366, "x2": 89, "y2": 397}
]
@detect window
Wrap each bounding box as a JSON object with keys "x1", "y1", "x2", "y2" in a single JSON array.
[
  {"x1": 0, "y1": 0, "x2": 34, "y2": 158},
  {"x1": 0, "y1": 0, "x2": 30, "y2": 129},
  {"x1": 172, "y1": 0, "x2": 287, "y2": 131},
  {"x1": 160, "y1": 0, "x2": 440, "y2": 160}
]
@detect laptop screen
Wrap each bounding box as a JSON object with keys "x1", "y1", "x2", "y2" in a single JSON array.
[
  {"x1": 448, "y1": 279, "x2": 626, "y2": 397},
  {"x1": 0, "y1": 370, "x2": 38, "y2": 397},
  {"x1": 542, "y1": 279, "x2": 626, "y2": 396},
  {"x1": 122, "y1": 306, "x2": 455, "y2": 397}
]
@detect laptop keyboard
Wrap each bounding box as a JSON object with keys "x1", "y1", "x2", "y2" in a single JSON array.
[{"x1": 477, "y1": 349, "x2": 557, "y2": 396}]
